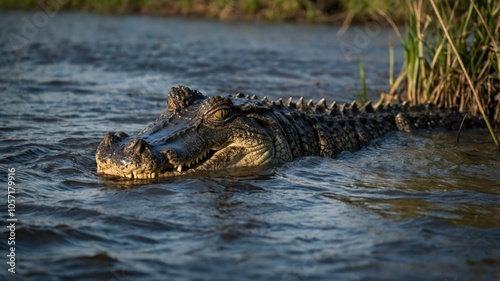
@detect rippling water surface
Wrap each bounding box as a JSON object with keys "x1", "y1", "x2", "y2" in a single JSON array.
[{"x1": 1, "y1": 11, "x2": 499, "y2": 281}]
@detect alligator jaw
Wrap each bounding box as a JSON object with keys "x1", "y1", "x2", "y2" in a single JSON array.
[
  {"x1": 96, "y1": 138, "x2": 273, "y2": 179},
  {"x1": 158, "y1": 149, "x2": 216, "y2": 175},
  {"x1": 96, "y1": 160, "x2": 160, "y2": 179},
  {"x1": 96, "y1": 143, "x2": 219, "y2": 179}
]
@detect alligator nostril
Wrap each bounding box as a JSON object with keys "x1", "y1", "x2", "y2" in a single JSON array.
[
  {"x1": 114, "y1": 131, "x2": 129, "y2": 140},
  {"x1": 103, "y1": 131, "x2": 131, "y2": 146},
  {"x1": 103, "y1": 132, "x2": 119, "y2": 146},
  {"x1": 125, "y1": 138, "x2": 150, "y2": 154}
]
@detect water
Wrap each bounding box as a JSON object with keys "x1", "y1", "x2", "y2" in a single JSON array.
[{"x1": 1, "y1": 11, "x2": 499, "y2": 281}]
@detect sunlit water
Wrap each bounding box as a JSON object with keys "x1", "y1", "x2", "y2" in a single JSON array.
[{"x1": 1, "y1": 11, "x2": 499, "y2": 281}]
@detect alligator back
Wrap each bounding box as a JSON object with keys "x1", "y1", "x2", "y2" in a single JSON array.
[{"x1": 257, "y1": 96, "x2": 482, "y2": 158}]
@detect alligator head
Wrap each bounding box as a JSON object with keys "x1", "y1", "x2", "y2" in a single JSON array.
[{"x1": 96, "y1": 86, "x2": 292, "y2": 178}]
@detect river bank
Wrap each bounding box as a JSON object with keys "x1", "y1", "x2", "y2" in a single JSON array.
[{"x1": 0, "y1": 0, "x2": 406, "y2": 24}]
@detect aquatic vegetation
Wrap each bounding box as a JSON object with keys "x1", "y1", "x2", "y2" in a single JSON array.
[
  {"x1": 357, "y1": 57, "x2": 369, "y2": 105},
  {"x1": 382, "y1": 0, "x2": 500, "y2": 144}
]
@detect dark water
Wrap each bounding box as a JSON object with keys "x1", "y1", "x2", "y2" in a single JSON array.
[{"x1": 1, "y1": 11, "x2": 499, "y2": 281}]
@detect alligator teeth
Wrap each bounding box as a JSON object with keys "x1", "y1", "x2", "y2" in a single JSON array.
[{"x1": 172, "y1": 150, "x2": 212, "y2": 173}]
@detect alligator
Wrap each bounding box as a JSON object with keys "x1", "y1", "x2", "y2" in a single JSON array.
[{"x1": 95, "y1": 85, "x2": 481, "y2": 179}]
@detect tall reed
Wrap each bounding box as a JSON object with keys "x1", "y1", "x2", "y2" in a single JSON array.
[{"x1": 385, "y1": 0, "x2": 499, "y2": 144}]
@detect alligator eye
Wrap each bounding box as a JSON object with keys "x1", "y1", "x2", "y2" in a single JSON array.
[{"x1": 210, "y1": 108, "x2": 230, "y2": 121}]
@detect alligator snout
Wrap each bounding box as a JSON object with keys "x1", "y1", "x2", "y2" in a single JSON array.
[{"x1": 96, "y1": 131, "x2": 167, "y2": 178}]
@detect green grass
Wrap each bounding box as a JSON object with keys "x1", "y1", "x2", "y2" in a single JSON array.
[
  {"x1": 357, "y1": 57, "x2": 369, "y2": 105},
  {"x1": 383, "y1": 0, "x2": 499, "y2": 144}
]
